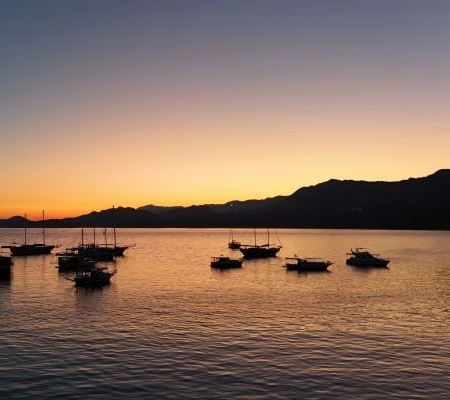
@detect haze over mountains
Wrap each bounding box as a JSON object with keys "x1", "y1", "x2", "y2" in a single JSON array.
[{"x1": 2, "y1": 170, "x2": 449, "y2": 230}]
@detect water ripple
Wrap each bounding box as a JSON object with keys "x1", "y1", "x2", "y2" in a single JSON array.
[{"x1": 1, "y1": 228, "x2": 450, "y2": 399}]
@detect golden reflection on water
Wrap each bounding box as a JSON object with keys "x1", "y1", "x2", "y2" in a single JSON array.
[{"x1": 0, "y1": 228, "x2": 449, "y2": 399}]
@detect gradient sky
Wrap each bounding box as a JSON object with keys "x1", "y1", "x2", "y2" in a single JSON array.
[{"x1": 1, "y1": 0, "x2": 449, "y2": 219}]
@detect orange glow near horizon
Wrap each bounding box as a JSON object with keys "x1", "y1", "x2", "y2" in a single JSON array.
[
  {"x1": 1, "y1": 2, "x2": 449, "y2": 220},
  {"x1": 0, "y1": 108, "x2": 447, "y2": 219}
]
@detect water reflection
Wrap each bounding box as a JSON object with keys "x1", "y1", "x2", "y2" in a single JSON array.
[
  {"x1": 0, "y1": 277, "x2": 11, "y2": 287},
  {"x1": 0, "y1": 277, "x2": 11, "y2": 314},
  {"x1": 0, "y1": 228, "x2": 449, "y2": 399},
  {"x1": 0, "y1": 270, "x2": 12, "y2": 282}
]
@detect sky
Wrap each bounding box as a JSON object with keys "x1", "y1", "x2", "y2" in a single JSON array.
[{"x1": 0, "y1": 0, "x2": 449, "y2": 219}]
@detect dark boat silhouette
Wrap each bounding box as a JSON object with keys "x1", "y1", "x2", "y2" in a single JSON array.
[
  {"x1": 1, "y1": 211, "x2": 55, "y2": 256},
  {"x1": 210, "y1": 256, "x2": 243, "y2": 269},
  {"x1": 0, "y1": 254, "x2": 13, "y2": 278},
  {"x1": 239, "y1": 228, "x2": 282, "y2": 259},
  {"x1": 346, "y1": 248, "x2": 390, "y2": 267},
  {"x1": 285, "y1": 256, "x2": 332, "y2": 272},
  {"x1": 228, "y1": 234, "x2": 241, "y2": 250},
  {"x1": 227, "y1": 204, "x2": 241, "y2": 249},
  {"x1": 67, "y1": 266, "x2": 115, "y2": 287},
  {"x1": 94, "y1": 227, "x2": 135, "y2": 256},
  {"x1": 56, "y1": 249, "x2": 96, "y2": 272},
  {"x1": 68, "y1": 229, "x2": 115, "y2": 261}
]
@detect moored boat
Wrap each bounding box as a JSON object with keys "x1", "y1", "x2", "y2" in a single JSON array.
[
  {"x1": 346, "y1": 248, "x2": 390, "y2": 267},
  {"x1": 106, "y1": 207, "x2": 136, "y2": 255},
  {"x1": 228, "y1": 239, "x2": 241, "y2": 250},
  {"x1": 240, "y1": 244, "x2": 281, "y2": 258},
  {"x1": 93, "y1": 242, "x2": 134, "y2": 256},
  {"x1": 57, "y1": 250, "x2": 96, "y2": 271},
  {"x1": 70, "y1": 243, "x2": 116, "y2": 262},
  {"x1": 68, "y1": 266, "x2": 115, "y2": 287},
  {"x1": 210, "y1": 256, "x2": 243, "y2": 269},
  {"x1": 69, "y1": 226, "x2": 134, "y2": 259},
  {"x1": 285, "y1": 256, "x2": 332, "y2": 272},
  {"x1": 1, "y1": 211, "x2": 56, "y2": 256},
  {"x1": 227, "y1": 204, "x2": 241, "y2": 249},
  {"x1": 68, "y1": 229, "x2": 115, "y2": 261},
  {"x1": 239, "y1": 228, "x2": 282, "y2": 259},
  {"x1": 90, "y1": 226, "x2": 136, "y2": 256},
  {"x1": 3, "y1": 243, "x2": 55, "y2": 256}
]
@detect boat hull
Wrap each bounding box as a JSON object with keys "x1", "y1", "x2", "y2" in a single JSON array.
[
  {"x1": 240, "y1": 246, "x2": 281, "y2": 259},
  {"x1": 75, "y1": 276, "x2": 112, "y2": 287},
  {"x1": 210, "y1": 257, "x2": 243, "y2": 269},
  {"x1": 8, "y1": 244, "x2": 55, "y2": 256},
  {"x1": 74, "y1": 269, "x2": 114, "y2": 287},
  {"x1": 297, "y1": 262, "x2": 330, "y2": 272},
  {"x1": 211, "y1": 261, "x2": 242, "y2": 269},
  {"x1": 71, "y1": 245, "x2": 115, "y2": 262},
  {"x1": 346, "y1": 258, "x2": 389, "y2": 267},
  {"x1": 112, "y1": 246, "x2": 128, "y2": 256},
  {"x1": 286, "y1": 258, "x2": 332, "y2": 272}
]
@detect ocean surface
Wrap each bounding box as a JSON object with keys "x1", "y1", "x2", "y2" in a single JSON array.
[{"x1": 0, "y1": 228, "x2": 449, "y2": 399}]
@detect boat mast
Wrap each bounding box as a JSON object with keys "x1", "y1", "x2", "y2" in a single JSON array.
[
  {"x1": 81, "y1": 228, "x2": 84, "y2": 246},
  {"x1": 229, "y1": 204, "x2": 234, "y2": 242},
  {"x1": 254, "y1": 227, "x2": 257, "y2": 247},
  {"x1": 24, "y1": 213, "x2": 27, "y2": 246},
  {"x1": 113, "y1": 205, "x2": 117, "y2": 248},
  {"x1": 42, "y1": 210, "x2": 46, "y2": 245},
  {"x1": 93, "y1": 228, "x2": 96, "y2": 245},
  {"x1": 104, "y1": 227, "x2": 108, "y2": 247}
]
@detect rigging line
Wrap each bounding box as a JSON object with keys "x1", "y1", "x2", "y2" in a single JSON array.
[{"x1": 273, "y1": 228, "x2": 282, "y2": 246}]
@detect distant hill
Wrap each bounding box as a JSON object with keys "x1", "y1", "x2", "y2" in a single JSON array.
[
  {"x1": 0, "y1": 216, "x2": 29, "y2": 228},
  {"x1": 1, "y1": 170, "x2": 449, "y2": 230},
  {"x1": 274, "y1": 169, "x2": 450, "y2": 229}
]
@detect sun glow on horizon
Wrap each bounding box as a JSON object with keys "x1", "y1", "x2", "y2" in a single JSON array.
[
  {"x1": 1, "y1": 2, "x2": 449, "y2": 220},
  {"x1": 0, "y1": 165, "x2": 444, "y2": 220}
]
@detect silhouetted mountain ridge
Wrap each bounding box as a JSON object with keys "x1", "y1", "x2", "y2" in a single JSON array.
[{"x1": 1, "y1": 170, "x2": 449, "y2": 229}]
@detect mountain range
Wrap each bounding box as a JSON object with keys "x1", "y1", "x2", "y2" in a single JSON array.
[{"x1": 1, "y1": 169, "x2": 449, "y2": 230}]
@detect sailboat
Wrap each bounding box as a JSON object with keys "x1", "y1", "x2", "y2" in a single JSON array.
[
  {"x1": 69, "y1": 220, "x2": 134, "y2": 260},
  {"x1": 1, "y1": 211, "x2": 55, "y2": 256},
  {"x1": 68, "y1": 228, "x2": 115, "y2": 261},
  {"x1": 227, "y1": 203, "x2": 241, "y2": 249},
  {"x1": 228, "y1": 228, "x2": 241, "y2": 249},
  {"x1": 89, "y1": 206, "x2": 136, "y2": 256},
  {"x1": 83, "y1": 227, "x2": 134, "y2": 256},
  {"x1": 101, "y1": 226, "x2": 135, "y2": 256},
  {"x1": 239, "y1": 228, "x2": 282, "y2": 259}
]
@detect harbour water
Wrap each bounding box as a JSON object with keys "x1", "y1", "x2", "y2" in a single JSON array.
[{"x1": 1, "y1": 228, "x2": 449, "y2": 399}]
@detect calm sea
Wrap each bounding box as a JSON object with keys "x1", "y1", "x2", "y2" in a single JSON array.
[{"x1": 0, "y1": 228, "x2": 449, "y2": 399}]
